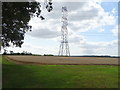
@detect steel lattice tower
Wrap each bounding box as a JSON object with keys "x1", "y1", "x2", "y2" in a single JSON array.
[{"x1": 58, "y1": 7, "x2": 70, "y2": 56}]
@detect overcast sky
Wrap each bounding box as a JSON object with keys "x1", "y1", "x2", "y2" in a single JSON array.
[{"x1": 5, "y1": 0, "x2": 118, "y2": 56}]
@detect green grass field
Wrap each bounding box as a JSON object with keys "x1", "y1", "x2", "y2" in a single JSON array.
[{"x1": 2, "y1": 56, "x2": 119, "y2": 88}]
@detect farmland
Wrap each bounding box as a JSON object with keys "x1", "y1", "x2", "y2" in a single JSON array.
[
  {"x1": 6, "y1": 55, "x2": 118, "y2": 65},
  {"x1": 2, "y1": 55, "x2": 119, "y2": 88}
]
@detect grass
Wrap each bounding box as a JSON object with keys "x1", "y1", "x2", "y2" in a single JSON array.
[{"x1": 2, "y1": 56, "x2": 119, "y2": 88}]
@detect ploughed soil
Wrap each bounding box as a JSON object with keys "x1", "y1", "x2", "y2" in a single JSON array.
[{"x1": 5, "y1": 55, "x2": 119, "y2": 65}]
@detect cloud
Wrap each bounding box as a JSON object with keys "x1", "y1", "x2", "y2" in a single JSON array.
[
  {"x1": 78, "y1": 40, "x2": 118, "y2": 55},
  {"x1": 111, "y1": 25, "x2": 118, "y2": 36},
  {"x1": 28, "y1": 17, "x2": 61, "y2": 39},
  {"x1": 27, "y1": 28, "x2": 59, "y2": 38},
  {"x1": 6, "y1": 1, "x2": 117, "y2": 56},
  {"x1": 98, "y1": 28, "x2": 104, "y2": 32},
  {"x1": 69, "y1": 34, "x2": 86, "y2": 43},
  {"x1": 68, "y1": 1, "x2": 116, "y2": 32},
  {"x1": 6, "y1": 42, "x2": 59, "y2": 55},
  {"x1": 36, "y1": 0, "x2": 119, "y2": 2},
  {"x1": 111, "y1": 8, "x2": 117, "y2": 14},
  {"x1": 27, "y1": 1, "x2": 116, "y2": 39}
]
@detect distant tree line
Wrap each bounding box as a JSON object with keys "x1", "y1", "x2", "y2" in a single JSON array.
[
  {"x1": 71, "y1": 55, "x2": 119, "y2": 58},
  {"x1": 33, "y1": 54, "x2": 54, "y2": 56},
  {"x1": 3, "y1": 50, "x2": 32, "y2": 55},
  {"x1": 2, "y1": 50, "x2": 54, "y2": 56},
  {"x1": 43, "y1": 54, "x2": 54, "y2": 56}
]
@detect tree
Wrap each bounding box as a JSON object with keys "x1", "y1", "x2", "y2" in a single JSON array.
[
  {"x1": 10, "y1": 51, "x2": 14, "y2": 55},
  {"x1": 2, "y1": 0, "x2": 53, "y2": 48},
  {"x1": 3, "y1": 49, "x2": 8, "y2": 55}
]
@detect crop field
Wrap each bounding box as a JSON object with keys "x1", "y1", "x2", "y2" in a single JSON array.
[
  {"x1": 2, "y1": 55, "x2": 119, "y2": 88},
  {"x1": 6, "y1": 55, "x2": 118, "y2": 65}
]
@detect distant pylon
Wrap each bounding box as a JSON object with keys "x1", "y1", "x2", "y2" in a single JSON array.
[{"x1": 58, "y1": 7, "x2": 70, "y2": 56}]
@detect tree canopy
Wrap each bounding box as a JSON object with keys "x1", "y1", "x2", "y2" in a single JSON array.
[{"x1": 2, "y1": 1, "x2": 53, "y2": 48}]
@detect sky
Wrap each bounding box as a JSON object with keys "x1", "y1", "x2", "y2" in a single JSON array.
[{"x1": 4, "y1": 0, "x2": 119, "y2": 56}]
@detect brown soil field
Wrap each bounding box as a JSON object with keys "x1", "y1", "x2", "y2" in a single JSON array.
[{"x1": 5, "y1": 55, "x2": 119, "y2": 65}]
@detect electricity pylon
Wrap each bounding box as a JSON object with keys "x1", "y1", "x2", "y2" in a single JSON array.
[{"x1": 58, "y1": 7, "x2": 70, "y2": 56}]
